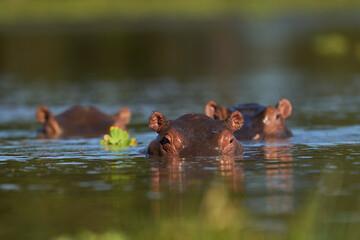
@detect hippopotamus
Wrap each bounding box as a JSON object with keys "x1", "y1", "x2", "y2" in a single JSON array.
[
  {"x1": 147, "y1": 111, "x2": 244, "y2": 157},
  {"x1": 204, "y1": 98, "x2": 292, "y2": 140},
  {"x1": 36, "y1": 105, "x2": 131, "y2": 138}
]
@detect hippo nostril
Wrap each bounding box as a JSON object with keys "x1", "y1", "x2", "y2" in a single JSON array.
[
  {"x1": 276, "y1": 114, "x2": 280, "y2": 120},
  {"x1": 230, "y1": 138, "x2": 234, "y2": 143}
]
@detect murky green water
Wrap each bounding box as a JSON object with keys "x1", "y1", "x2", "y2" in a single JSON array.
[{"x1": 1, "y1": 14, "x2": 360, "y2": 240}]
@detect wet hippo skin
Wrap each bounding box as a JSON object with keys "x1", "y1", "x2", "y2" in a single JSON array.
[
  {"x1": 205, "y1": 98, "x2": 292, "y2": 140},
  {"x1": 36, "y1": 105, "x2": 131, "y2": 138},
  {"x1": 147, "y1": 111, "x2": 244, "y2": 157}
]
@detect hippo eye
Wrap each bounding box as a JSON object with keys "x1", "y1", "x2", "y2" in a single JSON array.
[
  {"x1": 276, "y1": 114, "x2": 280, "y2": 120},
  {"x1": 230, "y1": 138, "x2": 234, "y2": 143},
  {"x1": 160, "y1": 136, "x2": 171, "y2": 145}
]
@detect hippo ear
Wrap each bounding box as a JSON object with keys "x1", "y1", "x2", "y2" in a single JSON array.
[
  {"x1": 36, "y1": 105, "x2": 52, "y2": 124},
  {"x1": 116, "y1": 106, "x2": 131, "y2": 125},
  {"x1": 276, "y1": 98, "x2": 292, "y2": 119},
  {"x1": 205, "y1": 100, "x2": 218, "y2": 118},
  {"x1": 226, "y1": 111, "x2": 244, "y2": 132},
  {"x1": 149, "y1": 111, "x2": 168, "y2": 133},
  {"x1": 205, "y1": 100, "x2": 228, "y2": 119}
]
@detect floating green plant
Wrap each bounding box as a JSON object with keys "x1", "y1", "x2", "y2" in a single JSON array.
[{"x1": 100, "y1": 127, "x2": 136, "y2": 148}]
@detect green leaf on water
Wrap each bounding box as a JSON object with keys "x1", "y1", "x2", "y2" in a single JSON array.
[{"x1": 100, "y1": 127, "x2": 136, "y2": 148}]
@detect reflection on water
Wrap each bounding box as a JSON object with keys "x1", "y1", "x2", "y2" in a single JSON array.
[
  {"x1": 148, "y1": 142, "x2": 295, "y2": 219},
  {"x1": 263, "y1": 140, "x2": 294, "y2": 215},
  {"x1": 149, "y1": 155, "x2": 245, "y2": 194},
  {"x1": 148, "y1": 156, "x2": 246, "y2": 220}
]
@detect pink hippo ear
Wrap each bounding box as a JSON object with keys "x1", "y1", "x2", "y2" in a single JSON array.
[
  {"x1": 276, "y1": 98, "x2": 292, "y2": 119},
  {"x1": 116, "y1": 106, "x2": 131, "y2": 126},
  {"x1": 36, "y1": 105, "x2": 52, "y2": 124},
  {"x1": 149, "y1": 111, "x2": 168, "y2": 133},
  {"x1": 36, "y1": 105, "x2": 62, "y2": 136},
  {"x1": 226, "y1": 111, "x2": 244, "y2": 133},
  {"x1": 205, "y1": 100, "x2": 228, "y2": 119},
  {"x1": 205, "y1": 100, "x2": 218, "y2": 118}
]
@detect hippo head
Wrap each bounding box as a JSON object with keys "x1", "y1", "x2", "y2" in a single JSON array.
[
  {"x1": 252, "y1": 98, "x2": 292, "y2": 139},
  {"x1": 205, "y1": 98, "x2": 292, "y2": 140},
  {"x1": 147, "y1": 111, "x2": 244, "y2": 157},
  {"x1": 36, "y1": 105, "x2": 131, "y2": 138}
]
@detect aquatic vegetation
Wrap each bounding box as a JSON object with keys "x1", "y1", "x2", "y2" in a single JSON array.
[
  {"x1": 100, "y1": 127, "x2": 136, "y2": 148},
  {"x1": 51, "y1": 182, "x2": 359, "y2": 240},
  {"x1": 0, "y1": 0, "x2": 359, "y2": 26},
  {"x1": 53, "y1": 230, "x2": 126, "y2": 240}
]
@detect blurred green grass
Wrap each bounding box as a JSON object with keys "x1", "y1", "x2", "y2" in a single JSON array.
[
  {"x1": 0, "y1": 0, "x2": 360, "y2": 26},
  {"x1": 52, "y1": 179, "x2": 359, "y2": 240}
]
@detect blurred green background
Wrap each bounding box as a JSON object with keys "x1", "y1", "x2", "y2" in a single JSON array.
[{"x1": 1, "y1": 0, "x2": 360, "y2": 80}]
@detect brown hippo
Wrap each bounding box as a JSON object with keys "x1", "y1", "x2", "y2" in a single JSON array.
[
  {"x1": 205, "y1": 98, "x2": 292, "y2": 140},
  {"x1": 147, "y1": 111, "x2": 244, "y2": 157},
  {"x1": 36, "y1": 105, "x2": 131, "y2": 138}
]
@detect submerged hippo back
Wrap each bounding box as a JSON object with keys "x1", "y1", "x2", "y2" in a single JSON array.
[
  {"x1": 228, "y1": 103, "x2": 266, "y2": 119},
  {"x1": 228, "y1": 103, "x2": 267, "y2": 140},
  {"x1": 55, "y1": 106, "x2": 115, "y2": 136},
  {"x1": 36, "y1": 105, "x2": 131, "y2": 138}
]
